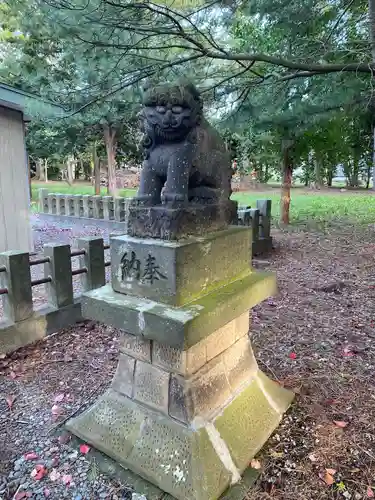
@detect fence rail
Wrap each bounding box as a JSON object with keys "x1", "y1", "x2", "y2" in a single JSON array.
[
  {"x1": 0, "y1": 237, "x2": 110, "y2": 356},
  {"x1": 38, "y1": 190, "x2": 273, "y2": 256}
]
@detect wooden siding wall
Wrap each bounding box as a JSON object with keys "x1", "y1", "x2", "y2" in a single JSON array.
[{"x1": 0, "y1": 106, "x2": 33, "y2": 252}]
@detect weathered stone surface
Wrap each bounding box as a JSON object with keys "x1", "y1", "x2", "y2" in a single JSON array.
[
  {"x1": 128, "y1": 80, "x2": 235, "y2": 240},
  {"x1": 222, "y1": 336, "x2": 257, "y2": 391},
  {"x1": 235, "y1": 312, "x2": 250, "y2": 340},
  {"x1": 168, "y1": 373, "x2": 191, "y2": 424},
  {"x1": 120, "y1": 332, "x2": 151, "y2": 362},
  {"x1": 111, "y1": 227, "x2": 251, "y2": 306},
  {"x1": 204, "y1": 320, "x2": 236, "y2": 362},
  {"x1": 214, "y1": 373, "x2": 294, "y2": 472},
  {"x1": 190, "y1": 356, "x2": 232, "y2": 418},
  {"x1": 82, "y1": 270, "x2": 276, "y2": 349},
  {"x1": 66, "y1": 370, "x2": 294, "y2": 500},
  {"x1": 133, "y1": 360, "x2": 170, "y2": 413},
  {"x1": 111, "y1": 353, "x2": 135, "y2": 398}
]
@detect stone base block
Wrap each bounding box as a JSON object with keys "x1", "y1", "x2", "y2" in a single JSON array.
[
  {"x1": 253, "y1": 237, "x2": 273, "y2": 257},
  {"x1": 126, "y1": 200, "x2": 238, "y2": 240},
  {"x1": 110, "y1": 227, "x2": 252, "y2": 306},
  {"x1": 82, "y1": 270, "x2": 275, "y2": 349},
  {"x1": 66, "y1": 371, "x2": 294, "y2": 500}
]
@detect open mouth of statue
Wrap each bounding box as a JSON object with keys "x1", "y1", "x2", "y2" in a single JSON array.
[{"x1": 156, "y1": 124, "x2": 183, "y2": 138}]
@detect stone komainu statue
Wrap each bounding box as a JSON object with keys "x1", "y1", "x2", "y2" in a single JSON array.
[{"x1": 135, "y1": 80, "x2": 233, "y2": 207}]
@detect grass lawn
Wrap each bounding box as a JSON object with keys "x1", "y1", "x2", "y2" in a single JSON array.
[{"x1": 32, "y1": 181, "x2": 375, "y2": 226}]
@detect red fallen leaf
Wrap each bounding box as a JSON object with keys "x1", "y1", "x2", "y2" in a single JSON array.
[
  {"x1": 79, "y1": 444, "x2": 90, "y2": 454},
  {"x1": 24, "y1": 452, "x2": 38, "y2": 461},
  {"x1": 342, "y1": 347, "x2": 354, "y2": 357},
  {"x1": 31, "y1": 464, "x2": 47, "y2": 480},
  {"x1": 15, "y1": 492, "x2": 28, "y2": 500},
  {"x1": 5, "y1": 395, "x2": 16, "y2": 410},
  {"x1": 54, "y1": 393, "x2": 65, "y2": 403},
  {"x1": 333, "y1": 421, "x2": 348, "y2": 428},
  {"x1": 368, "y1": 487, "x2": 374, "y2": 498},
  {"x1": 289, "y1": 352, "x2": 297, "y2": 360},
  {"x1": 62, "y1": 474, "x2": 72, "y2": 486}
]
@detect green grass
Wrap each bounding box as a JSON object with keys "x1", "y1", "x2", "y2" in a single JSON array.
[{"x1": 32, "y1": 182, "x2": 375, "y2": 226}]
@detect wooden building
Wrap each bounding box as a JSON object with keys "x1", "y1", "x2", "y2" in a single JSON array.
[{"x1": 0, "y1": 83, "x2": 64, "y2": 253}]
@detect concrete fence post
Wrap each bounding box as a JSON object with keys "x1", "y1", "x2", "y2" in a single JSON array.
[
  {"x1": 47, "y1": 194, "x2": 54, "y2": 214},
  {"x1": 256, "y1": 199, "x2": 272, "y2": 239},
  {"x1": 82, "y1": 195, "x2": 90, "y2": 218},
  {"x1": 76, "y1": 237, "x2": 106, "y2": 291},
  {"x1": 102, "y1": 196, "x2": 112, "y2": 220},
  {"x1": 114, "y1": 197, "x2": 124, "y2": 221},
  {"x1": 73, "y1": 195, "x2": 81, "y2": 217},
  {"x1": 249, "y1": 208, "x2": 260, "y2": 243},
  {"x1": 92, "y1": 195, "x2": 101, "y2": 219},
  {"x1": 43, "y1": 244, "x2": 74, "y2": 308},
  {"x1": 0, "y1": 251, "x2": 33, "y2": 322},
  {"x1": 39, "y1": 189, "x2": 49, "y2": 213}
]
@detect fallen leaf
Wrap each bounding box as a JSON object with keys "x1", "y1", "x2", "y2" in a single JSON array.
[
  {"x1": 54, "y1": 393, "x2": 65, "y2": 403},
  {"x1": 5, "y1": 395, "x2": 16, "y2": 410},
  {"x1": 333, "y1": 421, "x2": 348, "y2": 428},
  {"x1": 342, "y1": 347, "x2": 354, "y2": 357},
  {"x1": 319, "y1": 469, "x2": 336, "y2": 485},
  {"x1": 51, "y1": 404, "x2": 63, "y2": 419},
  {"x1": 289, "y1": 352, "x2": 297, "y2": 360},
  {"x1": 368, "y1": 487, "x2": 374, "y2": 498},
  {"x1": 308, "y1": 454, "x2": 318, "y2": 462},
  {"x1": 43, "y1": 488, "x2": 51, "y2": 497},
  {"x1": 250, "y1": 459, "x2": 262, "y2": 469},
  {"x1": 24, "y1": 452, "x2": 38, "y2": 461},
  {"x1": 49, "y1": 469, "x2": 61, "y2": 482},
  {"x1": 15, "y1": 492, "x2": 28, "y2": 500},
  {"x1": 31, "y1": 464, "x2": 47, "y2": 480},
  {"x1": 326, "y1": 468, "x2": 337, "y2": 475},
  {"x1": 9, "y1": 371, "x2": 17, "y2": 379},
  {"x1": 62, "y1": 474, "x2": 72, "y2": 486},
  {"x1": 79, "y1": 444, "x2": 90, "y2": 454}
]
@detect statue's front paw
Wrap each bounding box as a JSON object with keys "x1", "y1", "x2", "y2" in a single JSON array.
[
  {"x1": 132, "y1": 194, "x2": 154, "y2": 207},
  {"x1": 161, "y1": 192, "x2": 188, "y2": 208}
]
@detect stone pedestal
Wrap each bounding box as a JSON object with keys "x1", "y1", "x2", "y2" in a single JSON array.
[{"x1": 66, "y1": 227, "x2": 293, "y2": 500}]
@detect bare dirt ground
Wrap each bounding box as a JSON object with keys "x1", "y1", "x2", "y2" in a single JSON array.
[{"x1": 1, "y1": 222, "x2": 375, "y2": 499}]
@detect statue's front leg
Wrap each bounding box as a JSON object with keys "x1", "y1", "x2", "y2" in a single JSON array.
[
  {"x1": 162, "y1": 153, "x2": 190, "y2": 208},
  {"x1": 134, "y1": 161, "x2": 162, "y2": 206}
]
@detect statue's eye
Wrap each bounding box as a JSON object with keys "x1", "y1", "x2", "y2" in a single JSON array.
[
  {"x1": 156, "y1": 106, "x2": 166, "y2": 114},
  {"x1": 172, "y1": 105, "x2": 183, "y2": 113}
]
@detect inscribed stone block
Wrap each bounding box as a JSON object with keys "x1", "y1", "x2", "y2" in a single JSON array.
[
  {"x1": 120, "y1": 332, "x2": 151, "y2": 362},
  {"x1": 168, "y1": 373, "x2": 192, "y2": 424},
  {"x1": 133, "y1": 361, "x2": 169, "y2": 413},
  {"x1": 111, "y1": 353, "x2": 136, "y2": 398},
  {"x1": 110, "y1": 227, "x2": 251, "y2": 306}
]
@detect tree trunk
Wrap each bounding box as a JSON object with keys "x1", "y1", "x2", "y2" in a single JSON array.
[
  {"x1": 66, "y1": 155, "x2": 75, "y2": 185},
  {"x1": 44, "y1": 159, "x2": 48, "y2": 183},
  {"x1": 93, "y1": 143, "x2": 101, "y2": 195},
  {"x1": 103, "y1": 124, "x2": 117, "y2": 196},
  {"x1": 368, "y1": 0, "x2": 375, "y2": 189},
  {"x1": 281, "y1": 140, "x2": 293, "y2": 224},
  {"x1": 314, "y1": 157, "x2": 323, "y2": 189},
  {"x1": 37, "y1": 159, "x2": 45, "y2": 181}
]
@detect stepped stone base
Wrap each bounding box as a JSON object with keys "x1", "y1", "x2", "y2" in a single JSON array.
[{"x1": 67, "y1": 370, "x2": 293, "y2": 500}]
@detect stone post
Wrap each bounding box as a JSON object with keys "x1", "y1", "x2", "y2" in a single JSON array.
[
  {"x1": 0, "y1": 251, "x2": 33, "y2": 322},
  {"x1": 43, "y1": 244, "x2": 73, "y2": 308},
  {"x1": 55, "y1": 194, "x2": 65, "y2": 215},
  {"x1": 256, "y1": 199, "x2": 272, "y2": 239},
  {"x1": 47, "y1": 194, "x2": 54, "y2": 214},
  {"x1": 249, "y1": 208, "x2": 260, "y2": 242},
  {"x1": 39, "y1": 189, "x2": 49, "y2": 214},
  {"x1": 92, "y1": 195, "x2": 101, "y2": 219},
  {"x1": 102, "y1": 196, "x2": 112, "y2": 220},
  {"x1": 114, "y1": 197, "x2": 124, "y2": 221},
  {"x1": 82, "y1": 195, "x2": 91, "y2": 218},
  {"x1": 72, "y1": 195, "x2": 81, "y2": 217},
  {"x1": 76, "y1": 237, "x2": 106, "y2": 291}
]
